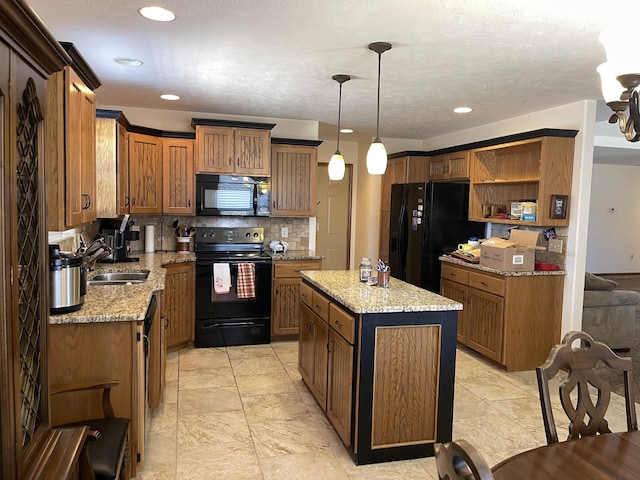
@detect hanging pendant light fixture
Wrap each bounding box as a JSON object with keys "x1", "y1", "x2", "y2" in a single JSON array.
[
  {"x1": 328, "y1": 74, "x2": 350, "y2": 180},
  {"x1": 367, "y1": 41, "x2": 392, "y2": 175}
]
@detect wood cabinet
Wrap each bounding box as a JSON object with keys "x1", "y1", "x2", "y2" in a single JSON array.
[
  {"x1": 379, "y1": 154, "x2": 429, "y2": 260},
  {"x1": 47, "y1": 65, "x2": 97, "y2": 229},
  {"x1": 128, "y1": 132, "x2": 163, "y2": 214},
  {"x1": 428, "y1": 150, "x2": 470, "y2": 180},
  {"x1": 271, "y1": 143, "x2": 319, "y2": 217},
  {"x1": 469, "y1": 136, "x2": 574, "y2": 226},
  {"x1": 163, "y1": 138, "x2": 195, "y2": 215},
  {"x1": 164, "y1": 262, "x2": 195, "y2": 350},
  {"x1": 299, "y1": 299, "x2": 329, "y2": 407},
  {"x1": 326, "y1": 303, "x2": 355, "y2": 446},
  {"x1": 195, "y1": 122, "x2": 273, "y2": 175},
  {"x1": 271, "y1": 259, "x2": 322, "y2": 337},
  {"x1": 48, "y1": 319, "x2": 146, "y2": 478},
  {"x1": 440, "y1": 262, "x2": 564, "y2": 371},
  {"x1": 95, "y1": 113, "x2": 129, "y2": 218},
  {"x1": 148, "y1": 292, "x2": 165, "y2": 409}
]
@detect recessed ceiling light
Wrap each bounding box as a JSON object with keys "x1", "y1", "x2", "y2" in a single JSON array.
[
  {"x1": 160, "y1": 94, "x2": 180, "y2": 101},
  {"x1": 113, "y1": 57, "x2": 143, "y2": 66},
  {"x1": 340, "y1": 128, "x2": 354, "y2": 134},
  {"x1": 139, "y1": 6, "x2": 176, "y2": 22},
  {"x1": 454, "y1": 107, "x2": 473, "y2": 114}
]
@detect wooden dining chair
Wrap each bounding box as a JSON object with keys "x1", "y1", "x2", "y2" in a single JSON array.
[
  {"x1": 51, "y1": 380, "x2": 130, "y2": 480},
  {"x1": 434, "y1": 440, "x2": 494, "y2": 480},
  {"x1": 536, "y1": 330, "x2": 638, "y2": 444}
]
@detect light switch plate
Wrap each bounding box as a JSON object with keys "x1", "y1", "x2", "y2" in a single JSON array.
[
  {"x1": 281, "y1": 227, "x2": 288, "y2": 238},
  {"x1": 548, "y1": 239, "x2": 563, "y2": 253}
]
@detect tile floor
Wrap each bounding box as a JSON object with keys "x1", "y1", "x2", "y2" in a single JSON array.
[{"x1": 135, "y1": 340, "x2": 631, "y2": 479}]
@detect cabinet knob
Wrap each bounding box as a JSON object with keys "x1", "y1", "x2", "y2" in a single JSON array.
[
  {"x1": 237, "y1": 158, "x2": 240, "y2": 166},
  {"x1": 334, "y1": 320, "x2": 342, "y2": 327},
  {"x1": 131, "y1": 197, "x2": 136, "y2": 206},
  {"x1": 327, "y1": 339, "x2": 332, "y2": 353},
  {"x1": 124, "y1": 196, "x2": 130, "y2": 207},
  {"x1": 82, "y1": 193, "x2": 91, "y2": 210},
  {"x1": 228, "y1": 157, "x2": 232, "y2": 166}
]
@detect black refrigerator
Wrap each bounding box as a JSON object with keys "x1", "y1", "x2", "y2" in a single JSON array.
[{"x1": 389, "y1": 182, "x2": 485, "y2": 292}]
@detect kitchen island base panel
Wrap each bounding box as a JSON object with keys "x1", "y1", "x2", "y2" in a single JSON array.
[{"x1": 353, "y1": 311, "x2": 457, "y2": 465}]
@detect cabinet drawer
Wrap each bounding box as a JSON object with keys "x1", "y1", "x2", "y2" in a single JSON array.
[
  {"x1": 273, "y1": 260, "x2": 322, "y2": 278},
  {"x1": 311, "y1": 290, "x2": 330, "y2": 323},
  {"x1": 441, "y1": 263, "x2": 469, "y2": 284},
  {"x1": 329, "y1": 304, "x2": 355, "y2": 344},
  {"x1": 469, "y1": 272, "x2": 505, "y2": 296},
  {"x1": 300, "y1": 282, "x2": 313, "y2": 308}
]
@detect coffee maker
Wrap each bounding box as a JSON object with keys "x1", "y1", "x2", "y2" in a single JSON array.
[{"x1": 98, "y1": 215, "x2": 140, "y2": 262}]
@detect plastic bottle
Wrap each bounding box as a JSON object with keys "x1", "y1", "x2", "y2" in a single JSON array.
[{"x1": 359, "y1": 258, "x2": 372, "y2": 282}]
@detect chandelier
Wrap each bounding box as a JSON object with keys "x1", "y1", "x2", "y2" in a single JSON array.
[{"x1": 597, "y1": 30, "x2": 640, "y2": 142}]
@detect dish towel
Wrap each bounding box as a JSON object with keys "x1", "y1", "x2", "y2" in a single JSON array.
[
  {"x1": 236, "y1": 262, "x2": 256, "y2": 298},
  {"x1": 213, "y1": 263, "x2": 231, "y2": 294}
]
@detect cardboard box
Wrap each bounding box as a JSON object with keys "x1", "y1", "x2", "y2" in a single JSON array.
[
  {"x1": 480, "y1": 230, "x2": 538, "y2": 271},
  {"x1": 521, "y1": 202, "x2": 538, "y2": 214}
]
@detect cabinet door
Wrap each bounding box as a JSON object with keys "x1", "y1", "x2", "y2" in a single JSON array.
[
  {"x1": 271, "y1": 144, "x2": 317, "y2": 216},
  {"x1": 311, "y1": 314, "x2": 329, "y2": 410},
  {"x1": 466, "y1": 287, "x2": 504, "y2": 362},
  {"x1": 327, "y1": 328, "x2": 354, "y2": 446},
  {"x1": 196, "y1": 125, "x2": 234, "y2": 173},
  {"x1": 272, "y1": 277, "x2": 302, "y2": 337},
  {"x1": 163, "y1": 139, "x2": 195, "y2": 215},
  {"x1": 235, "y1": 128, "x2": 271, "y2": 175},
  {"x1": 65, "y1": 67, "x2": 96, "y2": 227},
  {"x1": 299, "y1": 303, "x2": 315, "y2": 385},
  {"x1": 117, "y1": 124, "x2": 130, "y2": 214},
  {"x1": 446, "y1": 151, "x2": 470, "y2": 179},
  {"x1": 147, "y1": 293, "x2": 164, "y2": 409},
  {"x1": 165, "y1": 263, "x2": 195, "y2": 351},
  {"x1": 428, "y1": 154, "x2": 449, "y2": 180},
  {"x1": 129, "y1": 133, "x2": 163, "y2": 214},
  {"x1": 440, "y1": 278, "x2": 468, "y2": 344}
]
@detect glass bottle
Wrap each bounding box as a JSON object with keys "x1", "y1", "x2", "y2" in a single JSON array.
[{"x1": 359, "y1": 257, "x2": 372, "y2": 282}]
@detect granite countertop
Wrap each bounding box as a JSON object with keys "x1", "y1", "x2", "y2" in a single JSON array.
[
  {"x1": 301, "y1": 270, "x2": 462, "y2": 314},
  {"x1": 439, "y1": 255, "x2": 566, "y2": 276},
  {"x1": 268, "y1": 249, "x2": 323, "y2": 261},
  {"x1": 49, "y1": 252, "x2": 196, "y2": 325}
]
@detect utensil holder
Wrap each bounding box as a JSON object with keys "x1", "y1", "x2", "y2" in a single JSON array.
[
  {"x1": 176, "y1": 237, "x2": 191, "y2": 253},
  {"x1": 378, "y1": 270, "x2": 390, "y2": 287}
]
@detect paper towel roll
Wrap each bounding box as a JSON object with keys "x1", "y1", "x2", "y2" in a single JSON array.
[{"x1": 144, "y1": 225, "x2": 155, "y2": 253}]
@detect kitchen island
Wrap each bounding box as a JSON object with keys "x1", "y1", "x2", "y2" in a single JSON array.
[{"x1": 299, "y1": 270, "x2": 461, "y2": 465}]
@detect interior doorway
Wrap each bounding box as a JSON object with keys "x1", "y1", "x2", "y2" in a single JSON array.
[{"x1": 316, "y1": 163, "x2": 352, "y2": 270}]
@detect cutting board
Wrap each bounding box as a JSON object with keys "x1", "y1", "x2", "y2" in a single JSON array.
[{"x1": 449, "y1": 249, "x2": 481, "y2": 264}]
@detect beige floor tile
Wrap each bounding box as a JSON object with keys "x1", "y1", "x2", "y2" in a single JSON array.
[
  {"x1": 230, "y1": 355, "x2": 288, "y2": 376},
  {"x1": 147, "y1": 401, "x2": 177, "y2": 434},
  {"x1": 177, "y1": 444, "x2": 263, "y2": 480},
  {"x1": 259, "y1": 449, "x2": 348, "y2": 480},
  {"x1": 177, "y1": 409, "x2": 252, "y2": 449},
  {"x1": 163, "y1": 379, "x2": 178, "y2": 404},
  {"x1": 242, "y1": 393, "x2": 310, "y2": 423},
  {"x1": 249, "y1": 415, "x2": 330, "y2": 458},
  {"x1": 178, "y1": 386, "x2": 242, "y2": 416},
  {"x1": 178, "y1": 366, "x2": 237, "y2": 390},
  {"x1": 136, "y1": 430, "x2": 177, "y2": 479},
  {"x1": 179, "y1": 346, "x2": 230, "y2": 370},
  {"x1": 236, "y1": 372, "x2": 297, "y2": 396},
  {"x1": 227, "y1": 343, "x2": 279, "y2": 359}
]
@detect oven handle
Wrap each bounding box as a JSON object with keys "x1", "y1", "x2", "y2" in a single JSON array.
[{"x1": 201, "y1": 321, "x2": 263, "y2": 329}]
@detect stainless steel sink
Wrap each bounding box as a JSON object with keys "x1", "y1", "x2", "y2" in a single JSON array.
[{"x1": 88, "y1": 270, "x2": 150, "y2": 285}]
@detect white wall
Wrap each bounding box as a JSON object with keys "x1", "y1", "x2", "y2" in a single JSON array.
[
  {"x1": 586, "y1": 164, "x2": 640, "y2": 273},
  {"x1": 421, "y1": 100, "x2": 597, "y2": 336}
]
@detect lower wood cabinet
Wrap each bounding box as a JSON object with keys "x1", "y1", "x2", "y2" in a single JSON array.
[
  {"x1": 440, "y1": 262, "x2": 564, "y2": 371},
  {"x1": 271, "y1": 259, "x2": 322, "y2": 337},
  {"x1": 148, "y1": 292, "x2": 165, "y2": 409},
  {"x1": 164, "y1": 262, "x2": 195, "y2": 351},
  {"x1": 48, "y1": 319, "x2": 145, "y2": 478}
]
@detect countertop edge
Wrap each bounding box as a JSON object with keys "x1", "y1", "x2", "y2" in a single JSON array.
[{"x1": 439, "y1": 255, "x2": 566, "y2": 276}]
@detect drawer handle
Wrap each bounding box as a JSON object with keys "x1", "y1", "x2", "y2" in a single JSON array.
[
  {"x1": 334, "y1": 320, "x2": 342, "y2": 327},
  {"x1": 315, "y1": 304, "x2": 321, "y2": 310},
  {"x1": 481, "y1": 281, "x2": 488, "y2": 286},
  {"x1": 294, "y1": 269, "x2": 302, "y2": 272}
]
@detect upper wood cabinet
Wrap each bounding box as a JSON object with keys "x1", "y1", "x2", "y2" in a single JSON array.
[
  {"x1": 128, "y1": 132, "x2": 163, "y2": 214},
  {"x1": 271, "y1": 140, "x2": 321, "y2": 217},
  {"x1": 47, "y1": 65, "x2": 97, "y2": 229},
  {"x1": 469, "y1": 135, "x2": 575, "y2": 226},
  {"x1": 95, "y1": 112, "x2": 128, "y2": 218},
  {"x1": 163, "y1": 138, "x2": 195, "y2": 215},
  {"x1": 193, "y1": 119, "x2": 275, "y2": 175},
  {"x1": 428, "y1": 150, "x2": 470, "y2": 180}
]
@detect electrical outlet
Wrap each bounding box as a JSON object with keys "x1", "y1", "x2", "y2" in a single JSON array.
[
  {"x1": 609, "y1": 207, "x2": 615, "y2": 213},
  {"x1": 548, "y1": 239, "x2": 563, "y2": 253},
  {"x1": 281, "y1": 227, "x2": 288, "y2": 238}
]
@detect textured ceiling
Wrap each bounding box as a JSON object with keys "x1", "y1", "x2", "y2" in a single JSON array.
[{"x1": 27, "y1": 0, "x2": 627, "y2": 140}]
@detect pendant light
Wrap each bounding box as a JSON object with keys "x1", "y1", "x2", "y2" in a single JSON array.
[
  {"x1": 366, "y1": 41, "x2": 392, "y2": 175},
  {"x1": 328, "y1": 74, "x2": 350, "y2": 180}
]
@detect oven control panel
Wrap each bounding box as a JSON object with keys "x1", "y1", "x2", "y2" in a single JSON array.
[{"x1": 194, "y1": 227, "x2": 264, "y2": 244}]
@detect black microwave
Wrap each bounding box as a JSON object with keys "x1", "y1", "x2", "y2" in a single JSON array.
[{"x1": 196, "y1": 174, "x2": 271, "y2": 216}]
